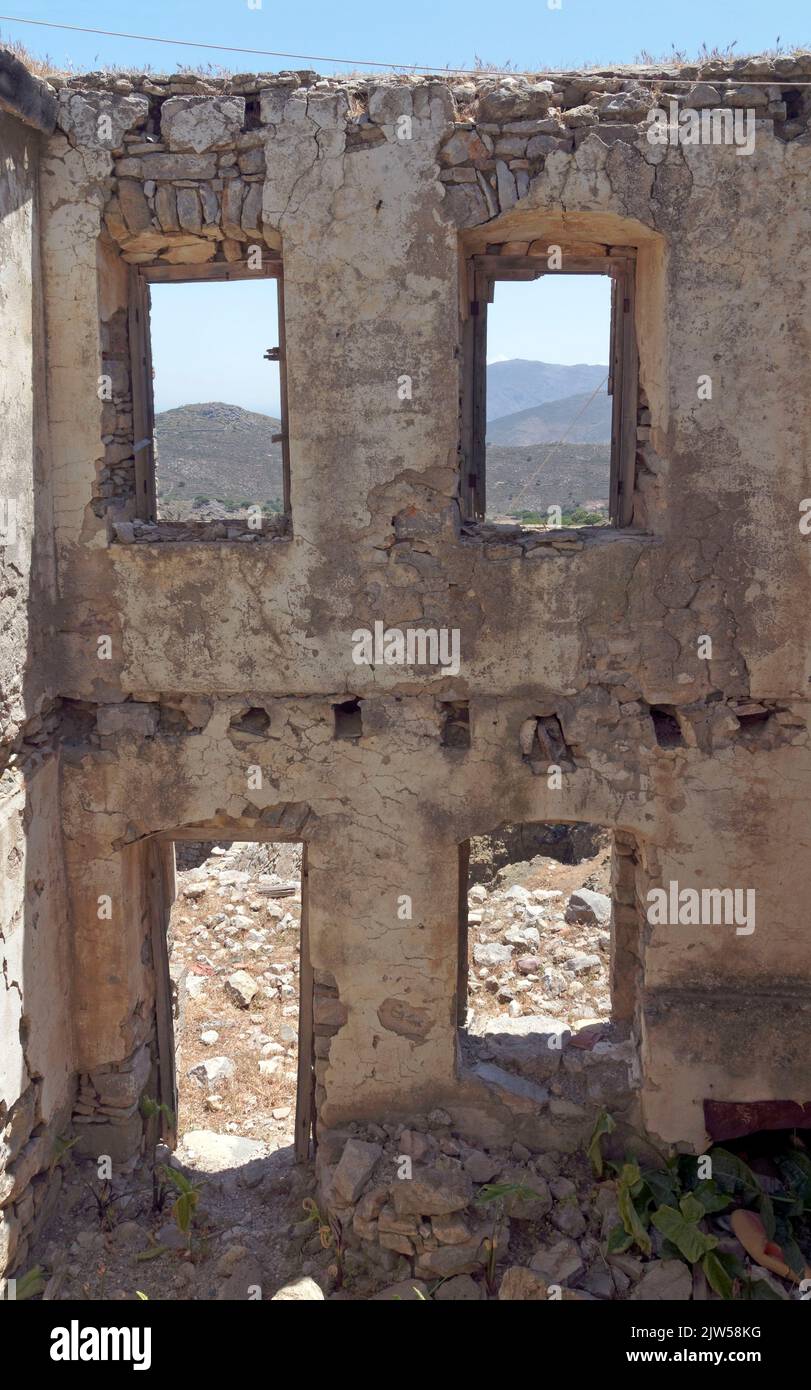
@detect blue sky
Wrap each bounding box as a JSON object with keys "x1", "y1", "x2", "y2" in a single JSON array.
[
  {"x1": 1, "y1": 0, "x2": 804, "y2": 75},
  {"x1": 488, "y1": 276, "x2": 611, "y2": 369},
  {"x1": 4, "y1": 1, "x2": 805, "y2": 413},
  {"x1": 149, "y1": 279, "x2": 281, "y2": 415}
]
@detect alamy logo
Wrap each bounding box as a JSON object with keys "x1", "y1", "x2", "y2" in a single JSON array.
[
  {"x1": 646, "y1": 101, "x2": 756, "y2": 156},
  {"x1": 50, "y1": 1321, "x2": 151, "y2": 1370},
  {"x1": 646, "y1": 880, "x2": 755, "y2": 935},
  {"x1": 352, "y1": 621, "x2": 460, "y2": 677}
]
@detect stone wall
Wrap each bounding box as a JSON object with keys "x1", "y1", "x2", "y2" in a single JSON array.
[
  {"x1": 3, "y1": 49, "x2": 811, "y2": 1272},
  {"x1": 0, "y1": 58, "x2": 75, "y2": 1277}
]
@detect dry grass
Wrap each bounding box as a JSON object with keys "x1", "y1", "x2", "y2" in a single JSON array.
[
  {"x1": 5, "y1": 25, "x2": 809, "y2": 87},
  {"x1": 0, "y1": 31, "x2": 68, "y2": 78}
]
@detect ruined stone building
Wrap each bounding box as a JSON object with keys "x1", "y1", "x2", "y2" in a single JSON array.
[{"x1": 2, "y1": 46, "x2": 811, "y2": 1275}]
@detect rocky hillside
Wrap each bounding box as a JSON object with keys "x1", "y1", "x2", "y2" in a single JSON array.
[
  {"x1": 486, "y1": 442, "x2": 610, "y2": 519},
  {"x1": 154, "y1": 398, "x2": 609, "y2": 522},
  {"x1": 154, "y1": 402, "x2": 284, "y2": 514}
]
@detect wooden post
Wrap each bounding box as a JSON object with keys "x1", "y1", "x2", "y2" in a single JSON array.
[
  {"x1": 128, "y1": 269, "x2": 157, "y2": 521},
  {"x1": 294, "y1": 844, "x2": 315, "y2": 1161},
  {"x1": 457, "y1": 840, "x2": 470, "y2": 1027},
  {"x1": 149, "y1": 839, "x2": 178, "y2": 1147}
]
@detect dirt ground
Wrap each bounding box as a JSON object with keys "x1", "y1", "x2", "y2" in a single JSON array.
[{"x1": 24, "y1": 830, "x2": 614, "y2": 1300}]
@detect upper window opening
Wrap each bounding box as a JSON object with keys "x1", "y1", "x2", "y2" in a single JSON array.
[
  {"x1": 129, "y1": 259, "x2": 289, "y2": 528},
  {"x1": 461, "y1": 244, "x2": 639, "y2": 529}
]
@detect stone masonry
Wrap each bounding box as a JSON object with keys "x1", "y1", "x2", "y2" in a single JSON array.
[{"x1": 2, "y1": 45, "x2": 811, "y2": 1274}]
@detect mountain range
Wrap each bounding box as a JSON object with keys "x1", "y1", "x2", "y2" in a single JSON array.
[
  {"x1": 486, "y1": 359, "x2": 608, "y2": 421},
  {"x1": 153, "y1": 361, "x2": 612, "y2": 521}
]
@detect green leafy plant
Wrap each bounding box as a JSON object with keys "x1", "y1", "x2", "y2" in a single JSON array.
[
  {"x1": 301, "y1": 1197, "x2": 346, "y2": 1287},
  {"x1": 588, "y1": 1110, "x2": 811, "y2": 1300},
  {"x1": 140, "y1": 1095, "x2": 176, "y2": 1212},
  {"x1": 475, "y1": 1181, "x2": 543, "y2": 1295},
  {"x1": 160, "y1": 1165, "x2": 203, "y2": 1243},
  {"x1": 7, "y1": 1265, "x2": 46, "y2": 1300},
  {"x1": 49, "y1": 1133, "x2": 79, "y2": 1176}
]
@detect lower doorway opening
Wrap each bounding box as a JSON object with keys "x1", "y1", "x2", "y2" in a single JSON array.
[
  {"x1": 460, "y1": 821, "x2": 613, "y2": 1032},
  {"x1": 166, "y1": 838, "x2": 311, "y2": 1166},
  {"x1": 457, "y1": 821, "x2": 639, "y2": 1113}
]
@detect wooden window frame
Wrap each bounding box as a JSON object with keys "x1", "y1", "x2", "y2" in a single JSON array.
[
  {"x1": 128, "y1": 255, "x2": 290, "y2": 524},
  {"x1": 460, "y1": 246, "x2": 639, "y2": 527}
]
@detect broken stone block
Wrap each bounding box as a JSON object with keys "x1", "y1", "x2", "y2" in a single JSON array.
[
  {"x1": 463, "y1": 1149, "x2": 500, "y2": 1184},
  {"x1": 496, "y1": 1166, "x2": 551, "y2": 1220},
  {"x1": 685, "y1": 83, "x2": 721, "y2": 108},
  {"x1": 175, "y1": 187, "x2": 202, "y2": 234},
  {"x1": 139, "y1": 152, "x2": 218, "y2": 179},
  {"x1": 217, "y1": 1250, "x2": 262, "y2": 1300},
  {"x1": 478, "y1": 86, "x2": 553, "y2": 121},
  {"x1": 498, "y1": 1265, "x2": 549, "y2": 1299},
  {"x1": 413, "y1": 1232, "x2": 488, "y2": 1279},
  {"x1": 379, "y1": 1230, "x2": 415, "y2": 1256},
  {"x1": 222, "y1": 178, "x2": 247, "y2": 239},
  {"x1": 565, "y1": 888, "x2": 611, "y2": 928},
  {"x1": 88, "y1": 1043, "x2": 150, "y2": 1109},
  {"x1": 238, "y1": 146, "x2": 265, "y2": 175},
  {"x1": 161, "y1": 242, "x2": 216, "y2": 264},
  {"x1": 477, "y1": 1014, "x2": 569, "y2": 1082},
  {"x1": 442, "y1": 183, "x2": 489, "y2": 227},
  {"x1": 391, "y1": 1165, "x2": 473, "y2": 1218},
  {"x1": 431, "y1": 1212, "x2": 471, "y2": 1245},
  {"x1": 225, "y1": 970, "x2": 259, "y2": 1008},
  {"x1": 434, "y1": 1273, "x2": 482, "y2": 1300},
  {"x1": 595, "y1": 89, "x2": 653, "y2": 121},
  {"x1": 312, "y1": 996, "x2": 347, "y2": 1030},
  {"x1": 473, "y1": 942, "x2": 511, "y2": 967},
  {"x1": 188, "y1": 1056, "x2": 235, "y2": 1087},
  {"x1": 96, "y1": 703, "x2": 158, "y2": 739},
  {"x1": 440, "y1": 129, "x2": 491, "y2": 166},
  {"x1": 527, "y1": 132, "x2": 574, "y2": 158},
  {"x1": 258, "y1": 86, "x2": 294, "y2": 125},
  {"x1": 368, "y1": 85, "x2": 412, "y2": 125},
  {"x1": 73, "y1": 1114, "x2": 143, "y2": 1163},
  {"x1": 629, "y1": 1259, "x2": 693, "y2": 1301},
  {"x1": 240, "y1": 183, "x2": 263, "y2": 235},
  {"x1": 117, "y1": 180, "x2": 153, "y2": 235},
  {"x1": 57, "y1": 92, "x2": 148, "y2": 148},
  {"x1": 530, "y1": 1236, "x2": 584, "y2": 1285},
  {"x1": 161, "y1": 95, "x2": 246, "y2": 153},
  {"x1": 271, "y1": 1277, "x2": 325, "y2": 1300},
  {"x1": 495, "y1": 159, "x2": 517, "y2": 209},
  {"x1": 330, "y1": 1138, "x2": 383, "y2": 1205}
]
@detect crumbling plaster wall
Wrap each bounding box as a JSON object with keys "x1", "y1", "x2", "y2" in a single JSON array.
[
  {"x1": 30, "y1": 60, "x2": 811, "y2": 1161},
  {"x1": 0, "y1": 63, "x2": 74, "y2": 1277}
]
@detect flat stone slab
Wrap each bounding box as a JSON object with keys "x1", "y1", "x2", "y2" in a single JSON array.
[{"x1": 178, "y1": 1130, "x2": 269, "y2": 1171}]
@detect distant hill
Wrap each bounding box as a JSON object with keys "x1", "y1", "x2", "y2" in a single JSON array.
[
  {"x1": 153, "y1": 390, "x2": 610, "y2": 525},
  {"x1": 487, "y1": 389, "x2": 611, "y2": 446},
  {"x1": 154, "y1": 402, "x2": 284, "y2": 515},
  {"x1": 486, "y1": 360, "x2": 608, "y2": 421},
  {"x1": 485, "y1": 442, "x2": 610, "y2": 519}
]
